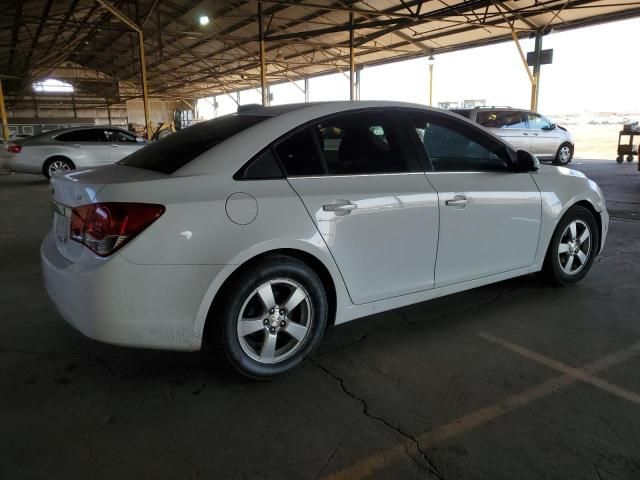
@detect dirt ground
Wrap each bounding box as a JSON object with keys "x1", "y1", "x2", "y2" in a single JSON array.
[{"x1": 570, "y1": 124, "x2": 629, "y2": 161}]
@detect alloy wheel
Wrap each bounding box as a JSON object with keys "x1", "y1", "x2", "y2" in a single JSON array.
[
  {"x1": 557, "y1": 219, "x2": 592, "y2": 275},
  {"x1": 559, "y1": 146, "x2": 572, "y2": 164},
  {"x1": 236, "y1": 278, "x2": 313, "y2": 364},
  {"x1": 48, "y1": 160, "x2": 71, "y2": 176}
]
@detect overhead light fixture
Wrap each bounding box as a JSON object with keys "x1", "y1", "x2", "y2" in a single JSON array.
[
  {"x1": 199, "y1": 15, "x2": 210, "y2": 26},
  {"x1": 427, "y1": 55, "x2": 435, "y2": 66}
]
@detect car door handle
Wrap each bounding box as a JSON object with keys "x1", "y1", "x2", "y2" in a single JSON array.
[
  {"x1": 323, "y1": 200, "x2": 356, "y2": 215},
  {"x1": 533, "y1": 133, "x2": 539, "y2": 136},
  {"x1": 445, "y1": 195, "x2": 468, "y2": 208},
  {"x1": 522, "y1": 133, "x2": 529, "y2": 136},
  {"x1": 73, "y1": 144, "x2": 83, "y2": 148},
  {"x1": 111, "y1": 144, "x2": 119, "y2": 147}
]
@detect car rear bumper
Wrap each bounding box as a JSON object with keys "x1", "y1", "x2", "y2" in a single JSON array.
[
  {"x1": 41, "y1": 232, "x2": 222, "y2": 351},
  {"x1": 3, "y1": 154, "x2": 42, "y2": 174}
]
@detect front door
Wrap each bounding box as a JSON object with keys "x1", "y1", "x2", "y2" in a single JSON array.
[
  {"x1": 526, "y1": 113, "x2": 561, "y2": 158},
  {"x1": 105, "y1": 129, "x2": 142, "y2": 163},
  {"x1": 476, "y1": 109, "x2": 531, "y2": 152},
  {"x1": 405, "y1": 110, "x2": 542, "y2": 287},
  {"x1": 275, "y1": 110, "x2": 440, "y2": 305}
]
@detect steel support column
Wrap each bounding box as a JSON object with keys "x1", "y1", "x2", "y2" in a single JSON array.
[
  {"x1": 258, "y1": 2, "x2": 269, "y2": 106},
  {"x1": 349, "y1": 12, "x2": 356, "y2": 101},
  {"x1": 0, "y1": 80, "x2": 10, "y2": 142},
  {"x1": 530, "y1": 32, "x2": 543, "y2": 111},
  {"x1": 96, "y1": 0, "x2": 151, "y2": 136},
  {"x1": 428, "y1": 62, "x2": 434, "y2": 106},
  {"x1": 304, "y1": 76, "x2": 309, "y2": 103}
]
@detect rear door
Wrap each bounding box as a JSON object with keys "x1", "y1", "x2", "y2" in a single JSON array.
[
  {"x1": 476, "y1": 110, "x2": 531, "y2": 152},
  {"x1": 105, "y1": 128, "x2": 143, "y2": 162},
  {"x1": 55, "y1": 128, "x2": 110, "y2": 165},
  {"x1": 278, "y1": 110, "x2": 440, "y2": 305},
  {"x1": 405, "y1": 110, "x2": 542, "y2": 287}
]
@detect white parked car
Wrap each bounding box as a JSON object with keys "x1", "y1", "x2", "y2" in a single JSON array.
[
  {"x1": 4, "y1": 126, "x2": 147, "y2": 178},
  {"x1": 41, "y1": 102, "x2": 608, "y2": 378}
]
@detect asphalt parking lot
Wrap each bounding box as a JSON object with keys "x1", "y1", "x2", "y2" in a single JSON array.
[{"x1": 1, "y1": 160, "x2": 639, "y2": 480}]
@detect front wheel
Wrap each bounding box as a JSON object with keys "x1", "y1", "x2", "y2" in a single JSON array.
[
  {"x1": 553, "y1": 143, "x2": 573, "y2": 165},
  {"x1": 542, "y1": 206, "x2": 599, "y2": 285},
  {"x1": 215, "y1": 255, "x2": 328, "y2": 379},
  {"x1": 626, "y1": 155, "x2": 634, "y2": 163}
]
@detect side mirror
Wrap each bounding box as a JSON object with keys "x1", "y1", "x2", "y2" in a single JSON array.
[
  {"x1": 542, "y1": 123, "x2": 556, "y2": 131},
  {"x1": 516, "y1": 149, "x2": 539, "y2": 172}
]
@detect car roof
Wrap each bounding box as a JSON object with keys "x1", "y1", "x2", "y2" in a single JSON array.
[{"x1": 180, "y1": 100, "x2": 510, "y2": 176}]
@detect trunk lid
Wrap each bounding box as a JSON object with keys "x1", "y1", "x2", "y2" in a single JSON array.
[{"x1": 50, "y1": 164, "x2": 167, "y2": 262}]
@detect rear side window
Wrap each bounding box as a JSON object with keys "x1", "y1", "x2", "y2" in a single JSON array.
[
  {"x1": 56, "y1": 129, "x2": 106, "y2": 142},
  {"x1": 235, "y1": 149, "x2": 283, "y2": 179},
  {"x1": 477, "y1": 111, "x2": 527, "y2": 129},
  {"x1": 274, "y1": 128, "x2": 326, "y2": 176},
  {"x1": 119, "y1": 114, "x2": 268, "y2": 174},
  {"x1": 313, "y1": 111, "x2": 414, "y2": 175}
]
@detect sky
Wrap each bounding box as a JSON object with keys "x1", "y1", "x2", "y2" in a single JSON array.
[{"x1": 197, "y1": 17, "x2": 640, "y2": 119}]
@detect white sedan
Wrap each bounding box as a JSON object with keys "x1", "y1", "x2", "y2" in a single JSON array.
[{"x1": 41, "y1": 102, "x2": 608, "y2": 378}]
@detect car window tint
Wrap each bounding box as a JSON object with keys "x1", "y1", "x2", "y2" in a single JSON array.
[
  {"x1": 274, "y1": 128, "x2": 326, "y2": 176},
  {"x1": 408, "y1": 112, "x2": 511, "y2": 172},
  {"x1": 527, "y1": 114, "x2": 551, "y2": 129},
  {"x1": 106, "y1": 129, "x2": 137, "y2": 142},
  {"x1": 119, "y1": 114, "x2": 268, "y2": 174},
  {"x1": 314, "y1": 111, "x2": 412, "y2": 175},
  {"x1": 237, "y1": 149, "x2": 283, "y2": 179},
  {"x1": 56, "y1": 129, "x2": 105, "y2": 142},
  {"x1": 477, "y1": 111, "x2": 527, "y2": 129}
]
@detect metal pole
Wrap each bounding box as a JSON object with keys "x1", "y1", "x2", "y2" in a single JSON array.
[
  {"x1": 258, "y1": 2, "x2": 268, "y2": 106},
  {"x1": 107, "y1": 103, "x2": 112, "y2": 125},
  {"x1": 530, "y1": 32, "x2": 543, "y2": 111},
  {"x1": 349, "y1": 12, "x2": 355, "y2": 101},
  {"x1": 428, "y1": 63, "x2": 433, "y2": 106},
  {"x1": 96, "y1": 0, "x2": 151, "y2": 136},
  {"x1": 137, "y1": 30, "x2": 152, "y2": 135},
  {"x1": 304, "y1": 77, "x2": 309, "y2": 103},
  {"x1": 355, "y1": 66, "x2": 361, "y2": 101},
  {"x1": 0, "y1": 80, "x2": 10, "y2": 142}
]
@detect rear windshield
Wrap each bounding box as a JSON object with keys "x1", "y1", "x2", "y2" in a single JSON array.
[{"x1": 118, "y1": 114, "x2": 269, "y2": 174}]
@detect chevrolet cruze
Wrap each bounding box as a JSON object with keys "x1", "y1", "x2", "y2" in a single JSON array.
[{"x1": 41, "y1": 102, "x2": 608, "y2": 378}]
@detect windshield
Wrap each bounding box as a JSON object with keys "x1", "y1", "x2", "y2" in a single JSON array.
[{"x1": 118, "y1": 114, "x2": 269, "y2": 174}]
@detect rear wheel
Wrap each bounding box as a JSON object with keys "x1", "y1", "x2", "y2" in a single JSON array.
[
  {"x1": 553, "y1": 143, "x2": 573, "y2": 165},
  {"x1": 214, "y1": 255, "x2": 328, "y2": 379},
  {"x1": 626, "y1": 155, "x2": 634, "y2": 162},
  {"x1": 616, "y1": 155, "x2": 624, "y2": 164},
  {"x1": 542, "y1": 206, "x2": 599, "y2": 285},
  {"x1": 43, "y1": 157, "x2": 75, "y2": 178}
]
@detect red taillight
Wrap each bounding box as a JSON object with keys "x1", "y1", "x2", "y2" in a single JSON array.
[
  {"x1": 7, "y1": 144, "x2": 21, "y2": 153},
  {"x1": 70, "y1": 203, "x2": 165, "y2": 256}
]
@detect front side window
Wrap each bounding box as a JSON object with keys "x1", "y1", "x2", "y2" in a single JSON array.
[
  {"x1": 408, "y1": 112, "x2": 512, "y2": 172},
  {"x1": 527, "y1": 114, "x2": 551, "y2": 130},
  {"x1": 477, "y1": 110, "x2": 527, "y2": 129},
  {"x1": 313, "y1": 111, "x2": 413, "y2": 175},
  {"x1": 106, "y1": 129, "x2": 137, "y2": 143},
  {"x1": 56, "y1": 129, "x2": 105, "y2": 142}
]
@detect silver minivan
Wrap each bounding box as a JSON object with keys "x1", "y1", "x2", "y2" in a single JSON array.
[
  {"x1": 3, "y1": 126, "x2": 147, "y2": 178},
  {"x1": 453, "y1": 107, "x2": 574, "y2": 165}
]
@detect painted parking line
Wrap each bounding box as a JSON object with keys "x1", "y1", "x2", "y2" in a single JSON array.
[
  {"x1": 322, "y1": 338, "x2": 640, "y2": 480},
  {"x1": 478, "y1": 332, "x2": 640, "y2": 405}
]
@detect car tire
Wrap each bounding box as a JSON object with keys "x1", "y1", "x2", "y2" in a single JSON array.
[
  {"x1": 43, "y1": 157, "x2": 75, "y2": 179},
  {"x1": 214, "y1": 255, "x2": 328, "y2": 379},
  {"x1": 553, "y1": 143, "x2": 573, "y2": 165},
  {"x1": 542, "y1": 205, "x2": 599, "y2": 286}
]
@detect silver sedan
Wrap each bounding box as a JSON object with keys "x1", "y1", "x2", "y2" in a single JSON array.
[
  {"x1": 41, "y1": 101, "x2": 608, "y2": 379},
  {"x1": 4, "y1": 126, "x2": 146, "y2": 178}
]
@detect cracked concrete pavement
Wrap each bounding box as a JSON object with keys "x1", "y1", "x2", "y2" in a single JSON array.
[{"x1": 1, "y1": 160, "x2": 639, "y2": 479}]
